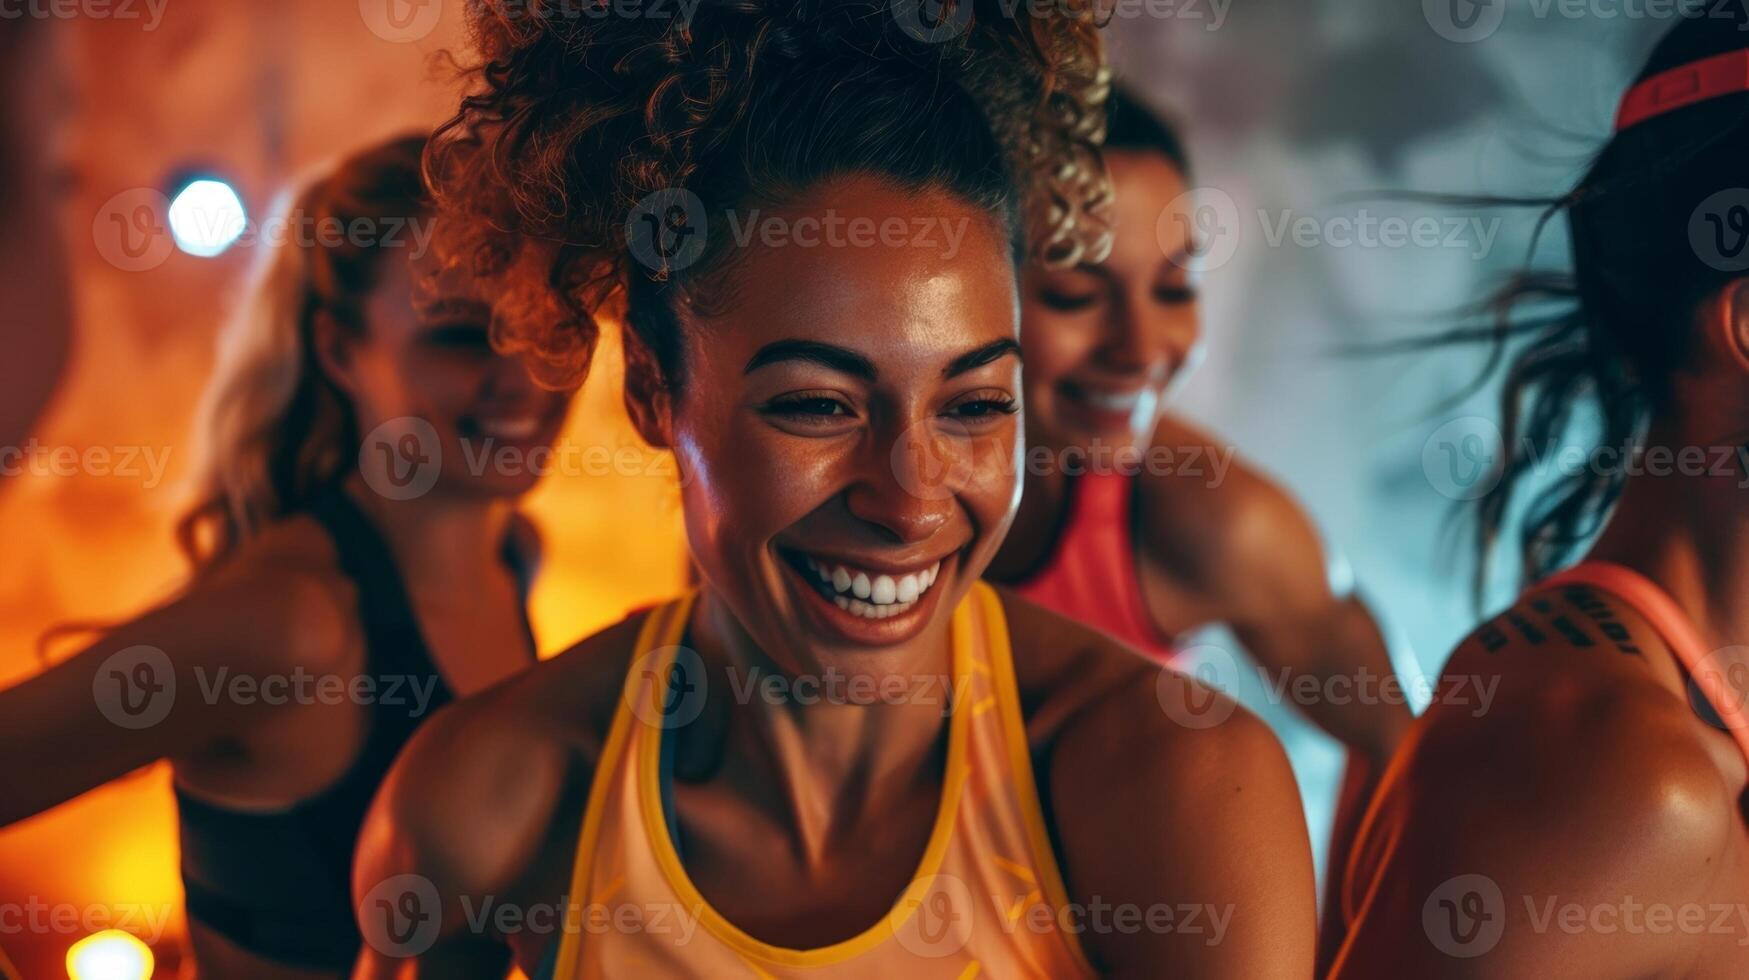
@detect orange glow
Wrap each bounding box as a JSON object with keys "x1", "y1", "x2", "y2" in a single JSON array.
[{"x1": 1, "y1": 4, "x2": 690, "y2": 975}]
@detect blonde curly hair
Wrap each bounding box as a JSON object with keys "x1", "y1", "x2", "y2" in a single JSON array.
[{"x1": 427, "y1": 0, "x2": 1114, "y2": 391}]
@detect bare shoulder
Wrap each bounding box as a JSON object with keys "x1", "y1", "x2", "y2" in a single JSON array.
[
  {"x1": 1137, "y1": 415, "x2": 1326, "y2": 606},
  {"x1": 999, "y1": 589, "x2": 1316, "y2": 973},
  {"x1": 356, "y1": 610, "x2": 651, "y2": 909},
  {"x1": 999, "y1": 587, "x2": 1288, "y2": 783},
  {"x1": 164, "y1": 514, "x2": 360, "y2": 675},
  {"x1": 1337, "y1": 587, "x2": 1741, "y2": 975}
]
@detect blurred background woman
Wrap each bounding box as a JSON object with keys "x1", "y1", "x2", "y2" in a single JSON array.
[
  {"x1": 1335, "y1": 9, "x2": 1749, "y2": 975},
  {"x1": 0, "y1": 135, "x2": 574, "y2": 978},
  {"x1": 991, "y1": 85, "x2": 1411, "y2": 957}
]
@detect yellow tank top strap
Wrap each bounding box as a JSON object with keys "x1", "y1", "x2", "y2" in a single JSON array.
[{"x1": 551, "y1": 584, "x2": 1095, "y2": 978}]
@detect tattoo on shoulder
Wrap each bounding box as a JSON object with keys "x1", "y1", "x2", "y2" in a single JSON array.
[{"x1": 1557, "y1": 586, "x2": 1643, "y2": 657}]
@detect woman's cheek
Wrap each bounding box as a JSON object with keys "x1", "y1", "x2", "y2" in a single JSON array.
[{"x1": 963, "y1": 426, "x2": 1022, "y2": 529}]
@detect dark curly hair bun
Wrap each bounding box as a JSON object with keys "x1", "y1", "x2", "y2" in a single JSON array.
[{"x1": 427, "y1": 0, "x2": 1112, "y2": 388}]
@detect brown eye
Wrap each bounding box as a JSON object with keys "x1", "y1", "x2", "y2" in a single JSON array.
[
  {"x1": 1154, "y1": 285, "x2": 1197, "y2": 306},
  {"x1": 944, "y1": 390, "x2": 1018, "y2": 425},
  {"x1": 761, "y1": 391, "x2": 856, "y2": 422}
]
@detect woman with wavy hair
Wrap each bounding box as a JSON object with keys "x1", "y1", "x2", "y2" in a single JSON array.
[
  {"x1": 1334, "y1": 9, "x2": 1749, "y2": 976},
  {"x1": 993, "y1": 85, "x2": 1410, "y2": 964},
  {"x1": 0, "y1": 135, "x2": 575, "y2": 978},
  {"x1": 357, "y1": 3, "x2": 1316, "y2": 977}
]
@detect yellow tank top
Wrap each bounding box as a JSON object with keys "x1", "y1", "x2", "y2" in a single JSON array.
[{"x1": 547, "y1": 582, "x2": 1095, "y2": 979}]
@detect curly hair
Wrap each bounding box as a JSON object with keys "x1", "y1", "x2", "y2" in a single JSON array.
[{"x1": 426, "y1": 0, "x2": 1113, "y2": 391}]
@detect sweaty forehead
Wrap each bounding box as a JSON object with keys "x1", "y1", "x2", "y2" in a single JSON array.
[{"x1": 686, "y1": 177, "x2": 1020, "y2": 374}]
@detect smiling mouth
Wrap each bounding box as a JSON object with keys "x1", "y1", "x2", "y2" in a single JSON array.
[
  {"x1": 460, "y1": 407, "x2": 562, "y2": 442},
  {"x1": 781, "y1": 550, "x2": 944, "y2": 621},
  {"x1": 1060, "y1": 380, "x2": 1149, "y2": 414}
]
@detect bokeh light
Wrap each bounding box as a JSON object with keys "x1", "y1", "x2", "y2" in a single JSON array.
[{"x1": 166, "y1": 178, "x2": 246, "y2": 258}]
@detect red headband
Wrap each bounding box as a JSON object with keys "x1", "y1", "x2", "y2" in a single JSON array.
[{"x1": 1615, "y1": 48, "x2": 1749, "y2": 132}]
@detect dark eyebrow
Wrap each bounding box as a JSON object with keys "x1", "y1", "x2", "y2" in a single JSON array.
[
  {"x1": 744, "y1": 340, "x2": 878, "y2": 381},
  {"x1": 944, "y1": 339, "x2": 1022, "y2": 379}
]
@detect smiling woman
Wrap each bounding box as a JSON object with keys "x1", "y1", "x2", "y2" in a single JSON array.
[{"x1": 353, "y1": 2, "x2": 1317, "y2": 977}]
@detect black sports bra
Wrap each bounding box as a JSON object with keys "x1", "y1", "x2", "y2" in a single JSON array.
[{"x1": 173, "y1": 490, "x2": 537, "y2": 970}]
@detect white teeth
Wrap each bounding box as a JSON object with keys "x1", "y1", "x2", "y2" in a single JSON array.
[
  {"x1": 478, "y1": 416, "x2": 542, "y2": 439},
  {"x1": 897, "y1": 574, "x2": 919, "y2": 604},
  {"x1": 800, "y1": 557, "x2": 945, "y2": 609},
  {"x1": 1081, "y1": 388, "x2": 1142, "y2": 412},
  {"x1": 838, "y1": 595, "x2": 920, "y2": 620},
  {"x1": 871, "y1": 575, "x2": 897, "y2": 604}
]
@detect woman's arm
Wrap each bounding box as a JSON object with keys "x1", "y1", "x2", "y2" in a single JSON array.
[
  {"x1": 351, "y1": 694, "x2": 572, "y2": 979},
  {"x1": 1051, "y1": 664, "x2": 1318, "y2": 978},
  {"x1": 0, "y1": 562, "x2": 351, "y2": 826},
  {"x1": 1137, "y1": 446, "x2": 1412, "y2": 762}
]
